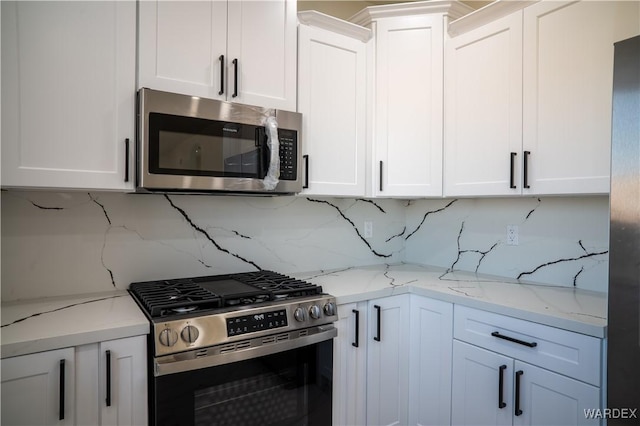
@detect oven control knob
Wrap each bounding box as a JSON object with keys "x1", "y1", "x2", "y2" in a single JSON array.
[
  {"x1": 323, "y1": 302, "x2": 336, "y2": 317},
  {"x1": 181, "y1": 325, "x2": 199, "y2": 344},
  {"x1": 158, "y1": 328, "x2": 178, "y2": 347},
  {"x1": 294, "y1": 307, "x2": 307, "y2": 322},
  {"x1": 309, "y1": 305, "x2": 321, "y2": 319}
]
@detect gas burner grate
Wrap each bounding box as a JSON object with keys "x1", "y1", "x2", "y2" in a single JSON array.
[
  {"x1": 129, "y1": 279, "x2": 222, "y2": 317},
  {"x1": 230, "y1": 271, "x2": 323, "y2": 298},
  {"x1": 129, "y1": 271, "x2": 323, "y2": 318}
]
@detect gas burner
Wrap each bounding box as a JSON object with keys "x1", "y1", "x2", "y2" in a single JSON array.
[{"x1": 129, "y1": 270, "x2": 324, "y2": 319}]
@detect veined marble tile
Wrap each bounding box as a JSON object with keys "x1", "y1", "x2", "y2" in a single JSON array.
[
  {"x1": 1, "y1": 191, "x2": 405, "y2": 301},
  {"x1": 404, "y1": 197, "x2": 609, "y2": 292}
]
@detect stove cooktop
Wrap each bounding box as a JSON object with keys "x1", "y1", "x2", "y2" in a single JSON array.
[{"x1": 129, "y1": 270, "x2": 323, "y2": 319}]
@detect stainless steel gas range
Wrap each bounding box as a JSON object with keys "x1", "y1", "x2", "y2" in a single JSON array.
[{"x1": 129, "y1": 270, "x2": 337, "y2": 426}]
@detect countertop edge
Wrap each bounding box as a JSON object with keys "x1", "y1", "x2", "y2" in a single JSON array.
[
  {"x1": 328, "y1": 270, "x2": 607, "y2": 339},
  {"x1": 1, "y1": 322, "x2": 150, "y2": 359}
]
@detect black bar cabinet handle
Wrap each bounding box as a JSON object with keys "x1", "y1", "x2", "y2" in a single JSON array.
[
  {"x1": 59, "y1": 359, "x2": 65, "y2": 420},
  {"x1": 509, "y1": 152, "x2": 517, "y2": 189},
  {"x1": 515, "y1": 370, "x2": 523, "y2": 416},
  {"x1": 106, "y1": 350, "x2": 112, "y2": 407},
  {"x1": 124, "y1": 138, "x2": 130, "y2": 183},
  {"x1": 379, "y1": 161, "x2": 383, "y2": 192},
  {"x1": 218, "y1": 55, "x2": 225, "y2": 95},
  {"x1": 232, "y1": 58, "x2": 238, "y2": 98},
  {"x1": 491, "y1": 331, "x2": 537, "y2": 348},
  {"x1": 498, "y1": 365, "x2": 507, "y2": 409},
  {"x1": 303, "y1": 155, "x2": 309, "y2": 189},
  {"x1": 373, "y1": 305, "x2": 381, "y2": 342},
  {"x1": 352, "y1": 309, "x2": 360, "y2": 348},
  {"x1": 523, "y1": 151, "x2": 531, "y2": 189}
]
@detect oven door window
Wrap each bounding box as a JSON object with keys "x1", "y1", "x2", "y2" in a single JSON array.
[
  {"x1": 148, "y1": 113, "x2": 268, "y2": 178},
  {"x1": 153, "y1": 341, "x2": 333, "y2": 426}
]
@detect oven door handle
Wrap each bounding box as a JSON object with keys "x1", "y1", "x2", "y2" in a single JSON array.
[{"x1": 154, "y1": 325, "x2": 337, "y2": 376}]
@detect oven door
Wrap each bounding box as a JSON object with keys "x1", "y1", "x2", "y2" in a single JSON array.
[{"x1": 151, "y1": 335, "x2": 333, "y2": 426}]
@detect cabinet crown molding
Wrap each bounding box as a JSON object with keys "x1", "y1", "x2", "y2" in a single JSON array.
[
  {"x1": 349, "y1": 0, "x2": 474, "y2": 27},
  {"x1": 298, "y1": 11, "x2": 372, "y2": 42},
  {"x1": 448, "y1": 0, "x2": 538, "y2": 36}
]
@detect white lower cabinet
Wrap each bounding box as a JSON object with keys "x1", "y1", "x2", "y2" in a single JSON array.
[
  {"x1": 1, "y1": 348, "x2": 75, "y2": 425},
  {"x1": 452, "y1": 306, "x2": 601, "y2": 426},
  {"x1": 333, "y1": 295, "x2": 410, "y2": 425},
  {"x1": 1, "y1": 336, "x2": 146, "y2": 426},
  {"x1": 333, "y1": 294, "x2": 453, "y2": 426},
  {"x1": 408, "y1": 296, "x2": 453, "y2": 426},
  {"x1": 76, "y1": 335, "x2": 148, "y2": 426},
  {"x1": 333, "y1": 301, "x2": 368, "y2": 426}
]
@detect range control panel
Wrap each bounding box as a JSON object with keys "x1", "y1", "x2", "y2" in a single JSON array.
[{"x1": 226, "y1": 309, "x2": 288, "y2": 337}]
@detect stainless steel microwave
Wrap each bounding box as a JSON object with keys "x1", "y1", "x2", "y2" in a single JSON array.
[{"x1": 137, "y1": 88, "x2": 303, "y2": 194}]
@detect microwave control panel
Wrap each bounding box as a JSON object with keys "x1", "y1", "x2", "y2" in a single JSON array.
[{"x1": 278, "y1": 129, "x2": 297, "y2": 180}]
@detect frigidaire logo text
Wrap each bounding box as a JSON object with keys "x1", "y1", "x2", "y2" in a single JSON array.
[{"x1": 223, "y1": 127, "x2": 238, "y2": 133}]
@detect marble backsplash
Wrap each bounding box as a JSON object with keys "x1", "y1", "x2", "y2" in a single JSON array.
[{"x1": 1, "y1": 191, "x2": 610, "y2": 301}]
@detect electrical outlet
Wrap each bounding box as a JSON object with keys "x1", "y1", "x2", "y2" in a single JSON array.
[
  {"x1": 507, "y1": 225, "x2": 519, "y2": 246},
  {"x1": 364, "y1": 221, "x2": 373, "y2": 239}
]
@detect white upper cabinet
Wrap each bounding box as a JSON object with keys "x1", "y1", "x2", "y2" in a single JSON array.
[
  {"x1": 522, "y1": 0, "x2": 640, "y2": 195},
  {"x1": 445, "y1": 0, "x2": 640, "y2": 196},
  {"x1": 1, "y1": 1, "x2": 136, "y2": 190},
  {"x1": 138, "y1": 0, "x2": 297, "y2": 111},
  {"x1": 374, "y1": 14, "x2": 445, "y2": 197},
  {"x1": 298, "y1": 12, "x2": 370, "y2": 196},
  {"x1": 444, "y1": 11, "x2": 523, "y2": 197},
  {"x1": 352, "y1": 2, "x2": 473, "y2": 198}
]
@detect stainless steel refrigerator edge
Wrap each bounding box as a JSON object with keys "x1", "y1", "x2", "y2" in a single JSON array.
[{"x1": 607, "y1": 35, "x2": 640, "y2": 422}]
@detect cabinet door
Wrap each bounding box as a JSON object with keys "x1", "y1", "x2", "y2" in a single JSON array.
[
  {"x1": 100, "y1": 336, "x2": 148, "y2": 426},
  {"x1": 1, "y1": 1, "x2": 135, "y2": 190},
  {"x1": 333, "y1": 302, "x2": 367, "y2": 426},
  {"x1": 513, "y1": 361, "x2": 600, "y2": 426},
  {"x1": 451, "y1": 341, "x2": 512, "y2": 426},
  {"x1": 367, "y1": 295, "x2": 411, "y2": 426},
  {"x1": 444, "y1": 11, "x2": 523, "y2": 197},
  {"x1": 522, "y1": 0, "x2": 640, "y2": 195},
  {"x1": 227, "y1": 0, "x2": 297, "y2": 111},
  {"x1": 1, "y1": 348, "x2": 75, "y2": 425},
  {"x1": 375, "y1": 15, "x2": 443, "y2": 197},
  {"x1": 408, "y1": 296, "x2": 453, "y2": 426},
  {"x1": 138, "y1": 0, "x2": 228, "y2": 100},
  {"x1": 298, "y1": 25, "x2": 367, "y2": 196}
]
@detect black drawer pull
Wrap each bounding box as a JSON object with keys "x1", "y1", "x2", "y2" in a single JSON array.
[
  {"x1": 59, "y1": 359, "x2": 65, "y2": 420},
  {"x1": 491, "y1": 331, "x2": 537, "y2": 348},
  {"x1": 509, "y1": 152, "x2": 517, "y2": 189},
  {"x1": 498, "y1": 364, "x2": 507, "y2": 409},
  {"x1": 232, "y1": 58, "x2": 238, "y2": 98},
  {"x1": 218, "y1": 55, "x2": 225, "y2": 95},
  {"x1": 374, "y1": 305, "x2": 381, "y2": 342},
  {"x1": 523, "y1": 151, "x2": 531, "y2": 189},
  {"x1": 303, "y1": 154, "x2": 309, "y2": 189},
  {"x1": 352, "y1": 309, "x2": 360, "y2": 348},
  {"x1": 106, "y1": 350, "x2": 112, "y2": 407},
  {"x1": 379, "y1": 161, "x2": 383, "y2": 192},
  {"x1": 515, "y1": 370, "x2": 524, "y2": 416},
  {"x1": 124, "y1": 138, "x2": 130, "y2": 183}
]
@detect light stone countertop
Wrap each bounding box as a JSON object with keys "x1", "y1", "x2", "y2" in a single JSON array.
[
  {"x1": 1, "y1": 291, "x2": 149, "y2": 359},
  {"x1": 293, "y1": 263, "x2": 608, "y2": 338},
  {"x1": 0, "y1": 263, "x2": 608, "y2": 359}
]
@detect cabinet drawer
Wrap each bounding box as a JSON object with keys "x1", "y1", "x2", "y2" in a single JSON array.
[{"x1": 453, "y1": 305, "x2": 601, "y2": 386}]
